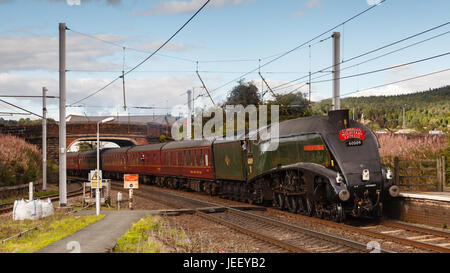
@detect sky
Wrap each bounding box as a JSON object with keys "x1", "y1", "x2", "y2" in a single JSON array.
[{"x1": 0, "y1": 0, "x2": 449, "y2": 120}]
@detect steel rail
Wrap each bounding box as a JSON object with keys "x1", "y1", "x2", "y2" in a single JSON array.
[
  {"x1": 0, "y1": 182, "x2": 84, "y2": 215},
  {"x1": 196, "y1": 211, "x2": 310, "y2": 253},
  {"x1": 111, "y1": 182, "x2": 392, "y2": 253},
  {"x1": 268, "y1": 208, "x2": 450, "y2": 253},
  {"x1": 381, "y1": 220, "x2": 450, "y2": 240}
]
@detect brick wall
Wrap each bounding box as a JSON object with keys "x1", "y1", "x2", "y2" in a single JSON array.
[{"x1": 385, "y1": 197, "x2": 450, "y2": 228}]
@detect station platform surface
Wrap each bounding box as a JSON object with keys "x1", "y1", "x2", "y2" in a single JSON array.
[
  {"x1": 387, "y1": 191, "x2": 450, "y2": 228},
  {"x1": 36, "y1": 210, "x2": 150, "y2": 253},
  {"x1": 399, "y1": 191, "x2": 450, "y2": 202}
]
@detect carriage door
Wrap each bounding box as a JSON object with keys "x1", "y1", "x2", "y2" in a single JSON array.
[{"x1": 243, "y1": 139, "x2": 254, "y2": 180}]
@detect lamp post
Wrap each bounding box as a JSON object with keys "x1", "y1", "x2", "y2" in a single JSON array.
[{"x1": 96, "y1": 117, "x2": 115, "y2": 216}]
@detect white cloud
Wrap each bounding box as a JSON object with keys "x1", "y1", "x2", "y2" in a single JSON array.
[
  {"x1": 293, "y1": 0, "x2": 323, "y2": 19},
  {"x1": 348, "y1": 67, "x2": 450, "y2": 97},
  {"x1": 305, "y1": 0, "x2": 322, "y2": 8},
  {"x1": 0, "y1": 32, "x2": 197, "y2": 72},
  {"x1": 0, "y1": 34, "x2": 122, "y2": 72},
  {"x1": 0, "y1": 72, "x2": 198, "y2": 120},
  {"x1": 366, "y1": 0, "x2": 382, "y2": 6},
  {"x1": 134, "y1": 0, "x2": 255, "y2": 16}
]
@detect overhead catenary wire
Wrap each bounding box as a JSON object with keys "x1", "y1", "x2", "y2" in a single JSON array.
[
  {"x1": 67, "y1": 69, "x2": 311, "y2": 74},
  {"x1": 271, "y1": 67, "x2": 450, "y2": 108},
  {"x1": 68, "y1": 0, "x2": 211, "y2": 106},
  {"x1": 67, "y1": 28, "x2": 196, "y2": 63},
  {"x1": 273, "y1": 28, "x2": 450, "y2": 93},
  {"x1": 0, "y1": 112, "x2": 31, "y2": 116},
  {"x1": 308, "y1": 51, "x2": 450, "y2": 84},
  {"x1": 340, "y1": 68, "x2": 450, "y2": 98},
  {"x1": 0, "y1": 99, "x2": 44, "y2": 119},
  {"x1": 271, "y1": 20, "x2": 450, "y2": 91},
  {"x1": 208, "y1": 0, "x2": 387, "y2": 96},
  {"x1": 0, "y1": 95, "x2": 59, "y2": 98}
]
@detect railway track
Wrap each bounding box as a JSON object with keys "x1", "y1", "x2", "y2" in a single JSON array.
[
  {"x1": 0, "y1": 181, "x2": 84, "y2": 215},
  {"x1": 111, "y1": 181, "x2": 393, "y2": 253},
  {"x1": 267, "y1": 207, "x2": 450, "y2": 253},
  {"x1": 112, "y1": 180, "x2": 450, "y2": 253}
]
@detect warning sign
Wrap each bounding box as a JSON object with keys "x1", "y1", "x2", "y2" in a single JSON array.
[
  {"x1": 89, "y1": 170, "x2": 102, "y2": 188},
  {"x1": 124, "y1": 174, "x2": 139, "y2": 189}
]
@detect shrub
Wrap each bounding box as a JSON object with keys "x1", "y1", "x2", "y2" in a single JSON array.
[
  {"x1": 0, "y1": 134, "x2": 42, "y2": 186},
  {"x1": 377, "y1": 134, "x2": 447, "y2": 167}
]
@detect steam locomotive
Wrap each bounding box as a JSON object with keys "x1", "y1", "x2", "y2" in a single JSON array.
[{"x1": 67, "y1": 109, "x2": 399, "y2": 222}]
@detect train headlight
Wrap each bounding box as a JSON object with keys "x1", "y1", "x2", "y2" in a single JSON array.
[
  {"x1": 338, "y1": 190, "x2": 350, "y2": 202},
  {"x1": 362, "y1": 169, "x2": 370, "y2": 181},
  {"x1": 389, "y1": 185, "x2": 400, "y2": 197},
  {"x1": 336, "y1": 173, "x2": 344, "y2": 184},
  {"x1": 386, "y1": 168, "x2": 393, "y2": 180}
]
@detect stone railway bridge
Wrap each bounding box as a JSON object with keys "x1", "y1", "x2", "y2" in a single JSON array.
[{"x1": 0, "y1": 117, "x2": 174, "y2": 164}]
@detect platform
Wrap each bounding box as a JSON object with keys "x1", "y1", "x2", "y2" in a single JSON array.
[
  {"x1": 36, "y1": 210, "x2": 150, "y2": 253},
  {"x1": 399, "y1": 191, "x2": 450, "y2": 202},
  {"x1": 386, "y1": 191, "x2": 450, "y2": 229}
]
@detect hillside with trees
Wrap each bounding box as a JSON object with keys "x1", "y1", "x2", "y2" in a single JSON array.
[{"x1": 312, "y1": 85, "x2": 450, "y2": 133}]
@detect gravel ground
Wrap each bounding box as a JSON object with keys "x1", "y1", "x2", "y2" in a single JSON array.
[
  {"x1": 68, "y1": 182, "x2": 438, "y2": 253},
  {"x1": 128, "y1": 185, "x2": 433, "y2": 253},
  {"x1": 164, "y1": 214, "x2": 286, "y2": 253},
  {"x1": 108, "y1": 187, "x2": 287, "y2": 253}
]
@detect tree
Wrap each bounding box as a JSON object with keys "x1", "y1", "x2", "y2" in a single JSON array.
[
  {"x1": 77, "y1": 142, "x2": 96, "y2": 152},
  {"x1": 225, "y1": 80, "x2": 261, "y2": 107},
  {"x1": 269, "y1": 92, "x2": 312, "y2": 121}
]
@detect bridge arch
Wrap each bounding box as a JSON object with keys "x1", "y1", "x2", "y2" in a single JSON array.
[{"x1": 67, "y1": 137, "x2": 138, "y2": 151}]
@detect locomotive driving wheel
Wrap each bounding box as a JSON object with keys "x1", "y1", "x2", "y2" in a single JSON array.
[
  {"x1": 287, "y1": 195, "x2": 298, "y2": 213},
  {"x1": 305, "y1": 196, "x2": 315, "y2": 217},
  {"x1": 273, "y1": 192, "x2": 285, "y2": 210},
  {"x1": 331, "y1": 203, "x2": 345, "y2": 222},
  {"x1": 297, "y1": 195, "x2": 306, "y2": 215}
]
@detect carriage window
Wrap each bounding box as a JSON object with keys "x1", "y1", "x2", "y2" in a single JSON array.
[
  {"x1": 184, "y1": 151, "x2": 187, "y2": 165},
  {"x1": 193, "y1": 150, "x2": 197, "y2": 166},
  {"x1": 199, "y1": 150, "x2": 204, "y2": 166}
]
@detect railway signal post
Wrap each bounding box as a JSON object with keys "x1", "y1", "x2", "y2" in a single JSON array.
[{"x1": 124, "y1": 174, "x2": 139, "y2": 210}]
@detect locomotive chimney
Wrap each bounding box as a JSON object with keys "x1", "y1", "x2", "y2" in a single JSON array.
[{"x1": 328, "y1": 109, "x2": 349, "y2": 129}]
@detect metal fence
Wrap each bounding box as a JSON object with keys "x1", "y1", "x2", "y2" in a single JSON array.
[
  {"x1": 394, "y1": 156, "x2": 448, "y2": 192},
  {"x1": 0, "y1": 181, "x2": 41, "y2": 199}
]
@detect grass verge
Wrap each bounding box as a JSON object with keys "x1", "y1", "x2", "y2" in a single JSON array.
[
  {"x1": 0, "y1": 212, "x2": 104, "y2": 253},
  {"x1": 113, "y1": 215, "x2": 192, "y2": 253}
]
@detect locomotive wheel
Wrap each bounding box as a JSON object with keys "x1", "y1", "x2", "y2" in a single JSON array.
[
  {"x1": 331, "y1": 204, "x2": 345, "y2": 223},
  {"x1": 297, "y1": 196, "x2": 306, "y2": 215},
  {"x1": 305, "y1": 196, "x2": 314, "y2": 217},
  {"x1": 287, "y1": 196, "x2": 298, "y2": 213},
  {"x1": 273, "y1": 192, "x2": 285, "y2": 210},
  {"x1": 315, "y1": 205, "x2": 324, "y2": 219}
]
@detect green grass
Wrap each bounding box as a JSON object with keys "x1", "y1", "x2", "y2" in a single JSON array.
[
  {"x1": 114, "y1": 215, "x2": 191, "y2": 253},
  {"x1": 0, "y1": 213, "x2": 104, "y2": 253}
]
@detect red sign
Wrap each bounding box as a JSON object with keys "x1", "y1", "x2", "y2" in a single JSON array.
[
  {"x1": 124, "y1": 174, "x2": 139, "y2": 182},
  {"x1": 304, "y1": 145, "x2": 324, "y2": 151},
  {"x1": 339, "y1": 128, "x2": 365, "y2": 142}
]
